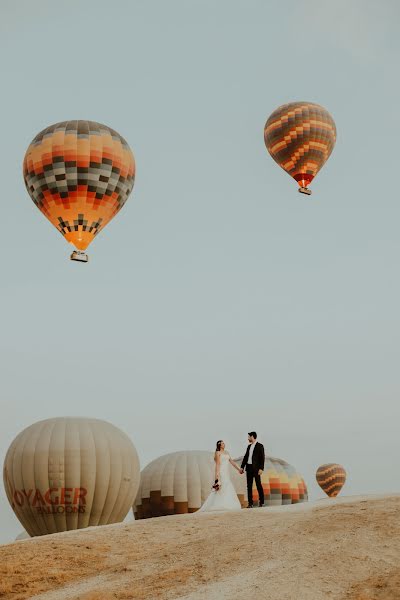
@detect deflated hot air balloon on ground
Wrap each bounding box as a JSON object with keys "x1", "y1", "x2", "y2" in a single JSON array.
[
  {"x1": 264, "y1": 102, "x2": 336, "y2": 195},
  {"x1": 133, "y1": 451, "x2": 308, "y2": 519},
  {"x1": 3, "y1": 417, "x2": 140, "y2": 536},
  {"x1": 232, "y1": 456, "x2": 308, "y2": 507},
  {"x1": 316, "y1": 463, "x2": 346, "y2": 498},
  {"x1": 23, "y1": 121, "x2": 135, "y2": 262}
]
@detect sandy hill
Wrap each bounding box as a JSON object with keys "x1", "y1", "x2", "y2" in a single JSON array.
[{"x1": 0, "y1": 495, "x2": 399, "y2": 600}]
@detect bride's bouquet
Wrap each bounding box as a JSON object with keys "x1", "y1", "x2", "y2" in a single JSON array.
[{"x1": 212, "y1": 479, "x2": 221, "y2": 491}]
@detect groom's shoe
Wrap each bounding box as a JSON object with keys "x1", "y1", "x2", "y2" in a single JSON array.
[
  {"x1": 258, "y1": 504, "x2": 264, "y2": 508},
  {"x1": 246, "y1": 504, "x2": 254, "y2": 508}
]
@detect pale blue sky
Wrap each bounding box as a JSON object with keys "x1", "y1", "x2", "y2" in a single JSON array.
[{"x1": 1, "y1": 0, "x2": 399, "y2": 543}]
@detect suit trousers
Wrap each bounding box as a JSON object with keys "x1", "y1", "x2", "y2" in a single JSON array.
[{"x1": 246, "y1": 464, "x2": 264, "y2": 506}]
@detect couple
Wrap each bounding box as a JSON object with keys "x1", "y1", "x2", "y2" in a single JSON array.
[{"x1": 199, "y1": 431, "x2": 265, "y2": 512}]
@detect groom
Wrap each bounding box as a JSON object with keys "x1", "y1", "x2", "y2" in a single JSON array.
[{"x1": 240, "y1": 431, "x2": 265, "y2": 508}]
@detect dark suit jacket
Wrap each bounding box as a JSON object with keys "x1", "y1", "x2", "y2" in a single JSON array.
[{"x1": 241, "y1": 442, "x2": 265, "y2": 472}]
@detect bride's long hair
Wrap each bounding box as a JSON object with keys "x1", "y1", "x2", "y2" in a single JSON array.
[{"x1": 215, "y1": 440, "x2": 223, "y2": 451}]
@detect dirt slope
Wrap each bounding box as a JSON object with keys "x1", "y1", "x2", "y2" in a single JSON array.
[{"x1": 0, "y1": 495, "x2": 399, "y2": 600}]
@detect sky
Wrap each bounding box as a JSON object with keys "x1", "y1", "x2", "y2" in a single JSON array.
[{"x1": 1, "y1": 0, "x2": 399, "y2": 543}]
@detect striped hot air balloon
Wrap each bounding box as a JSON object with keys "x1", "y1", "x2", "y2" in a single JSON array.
[
  {"x1": 133, "y1": 451, "x2": 308, "y2": 519},
  {"x1": 316, "y1": 463, "x2": 346, "y2": 498},
  {"x1": 232, "y1": 456, "x2": 308, "y2": 507},
  {"x1": 264, "y1": 102, "x2": 336, "y2": 195},
  {"x1": 3, "y1": 417, "x2": 140, "y2": 536},
  {"x1": 23, "y1": 120, "x2": 135, "y2": 262}
]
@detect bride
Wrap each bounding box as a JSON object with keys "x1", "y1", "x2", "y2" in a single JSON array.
[{"x1": 199, "y1": 440, "x2": 242, "y2": 512}]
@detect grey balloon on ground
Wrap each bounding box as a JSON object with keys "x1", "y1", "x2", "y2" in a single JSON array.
[{"x1": 3, "y1": 417, "x2": 140, "y2": 536}]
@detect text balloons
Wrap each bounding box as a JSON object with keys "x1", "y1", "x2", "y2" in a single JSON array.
[
  {"x1": 264, "y1": 102, "x2": 336, "y2": 195},
  {"x1": 3, "y1": 417, "x2": 140, "y2": 536},
  {"x1": 316, "y1": 463, "x2": 346, "y2": 497},
  {"x1": 23, "y1": 121, "x2": 135, "y2": 261}
]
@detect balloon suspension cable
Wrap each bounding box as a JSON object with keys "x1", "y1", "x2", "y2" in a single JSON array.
[
  {"x1": 298, "y1": 186, "x2": 312, "y2": 196},
  {"x1": 70, "y1": 250, "x2": 89, "y2": 263}
]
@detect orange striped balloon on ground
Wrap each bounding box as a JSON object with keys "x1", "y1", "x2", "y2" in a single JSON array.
[
  {"x1": 264, "y1": 102, "x2": 336, "y2": 195},
  {"x1": 233, "y1": 456, "x2": 308, "y2": 506},
  {"x1": 316, "y1": 463, "x2": 346, "y2": 497},
  {"x1": 23, "y1": 121, "x2": 135, "y2": 262}
]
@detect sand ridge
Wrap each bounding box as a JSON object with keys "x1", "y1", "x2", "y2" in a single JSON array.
[{"x1": 0, "y1": 495, "x2": 399, "y2": 600}]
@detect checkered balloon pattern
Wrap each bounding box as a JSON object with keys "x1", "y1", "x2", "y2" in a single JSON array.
[
  {"x1": 234, "y1": 456, "x2": 308, "y2": 506},
  {"x1": 316, "y1": 463, "x2": 346, "y2": 497},
  {"x1": 264, "y1": 102, "x2": 336, "y2": 190},
  {"x1": 23, "y1": 121, "x2": 135, "y2": 251}
]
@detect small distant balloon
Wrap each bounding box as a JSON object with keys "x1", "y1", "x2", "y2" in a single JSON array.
[
  {"x1": 23, "y1": 121, "x2": 135, "y2": 262},
  {"x1": 316, "y1": 463, "x2": 346, "y2": 497},
  {"x1": 264, "y1": 102, "x2": 336, "y2": 195}
]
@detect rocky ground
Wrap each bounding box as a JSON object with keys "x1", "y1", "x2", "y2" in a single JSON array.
[{"x1": 0, "y1": 495, "x2": 399, "y2": 600}]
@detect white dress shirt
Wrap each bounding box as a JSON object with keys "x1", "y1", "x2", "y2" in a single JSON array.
[{"x1": 248, "y1": 442, "x2": 257, "y2": 464}]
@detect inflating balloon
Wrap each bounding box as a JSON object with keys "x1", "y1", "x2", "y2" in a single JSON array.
[
  {"x1": 3, "y1": 417, "x2": 140, "y2": 536},
  {"x1": 232, "y1": 456, "x2": 308, "y2": 507},
  {"x1": 264, "y1": 102, "x2": 336, "y2": 195},
  {"x1": 316, "y1": 463, "x2": 346, "y2": 497},
  {"x1": 23, "y1": 121, "x2": 135, "y2": 262},
  {"x1": 133, "y1": 451, "x2": 308, "y2": 519},
  {"x1": 133, "y1": 451, "x2": 215, "y2": 518}
]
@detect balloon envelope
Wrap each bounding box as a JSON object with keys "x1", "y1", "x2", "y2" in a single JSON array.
[
  {"x1": 316, "y1": 463, "x2": 346, "y2": 497},
  {"x1": 232, "y1": 456, "x2": 308, "y2": 506},
  {"x1": 264, "y1": 102, "x2": 336, "y2": 192},
  {"x1": 133, "y1": 451, "x2": 308, "y2": 518},
  {"x1": 133, "y1": 451, "x2": 215, "y2": 518},
  {"x1": 3, "y1": 417, "x2": 140, "y2": 536},
  {"x1": 23, "y1": 121, "x2": 135, "y2": 252}
]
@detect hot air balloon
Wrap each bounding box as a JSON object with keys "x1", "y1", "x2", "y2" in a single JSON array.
[
  {"x1": 232, "y1": 456, "x2": 308, "y2": 507},
  {"x1": 133, "y1": 451, "x2": 218, "y2": 518},
  {"x1": 23, "y1": 121, "x2": 135, "y2": 262},
  {"x1": 316, "y1": 463, "x2": 346, "y2": 498},
  {"x1": 133, "y1": 451, "x2": 308, "y2": 519},
  {"x1": 264, "y1": 102, "x2": 336, "y2": 195},
  {"x1": 3, "y1": 417, "x2": 140, "y2": 536}
]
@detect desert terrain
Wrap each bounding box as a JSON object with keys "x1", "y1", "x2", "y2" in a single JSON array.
[{"x1": 0, "y1": 495, "x2": 399, "y2": 600}]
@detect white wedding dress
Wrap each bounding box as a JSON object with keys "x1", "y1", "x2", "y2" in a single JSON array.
[{"x1": 199, "y1": 452, "x2": 242, "y2": 513}]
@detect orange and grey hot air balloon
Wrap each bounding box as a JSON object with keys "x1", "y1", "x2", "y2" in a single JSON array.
[
  {"x1": 23, "y1": 121, "x2": 135, "y2": 262},
  {"x1": 3, "y1": 417, "x2": 140, "y2": 536},
  {"x1": 232, "y1": 456, "x2": 308, "y2": 507},
  {"x1": 264, "y1": 102, "x2": 336, "y2": 195},
  {"x1": 316, "y1": 463, "x2": 346, "y2": 498}
]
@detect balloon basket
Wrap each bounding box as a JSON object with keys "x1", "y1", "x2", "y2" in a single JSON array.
[
  {"x1": 70, "y1": 250, "x2": 89, "y2": 263},
  {"x1": 298, "y1": 186, "x2": 312, "y2": 196}
]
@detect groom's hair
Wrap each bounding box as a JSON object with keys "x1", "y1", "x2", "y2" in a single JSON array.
[{"x1": 248, "y1": 431, "x2": 257, "y2": 439}]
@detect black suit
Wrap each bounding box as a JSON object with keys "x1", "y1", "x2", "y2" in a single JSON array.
[{"x1": 241, "y1": 442, "x2": 265, "y2": 507}]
